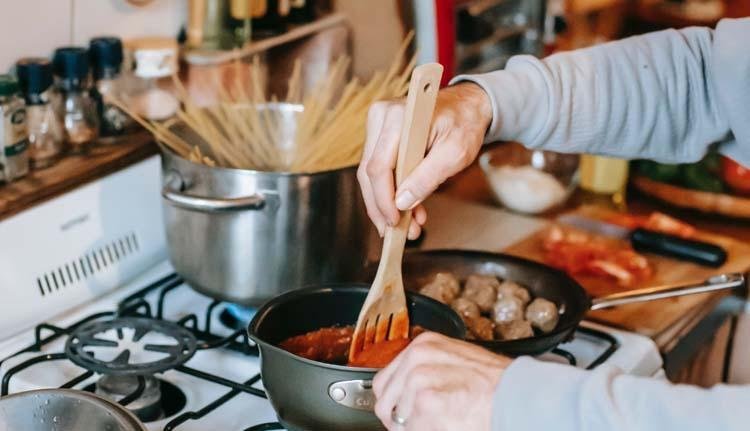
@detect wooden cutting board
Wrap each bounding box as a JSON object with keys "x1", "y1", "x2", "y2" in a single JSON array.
[{"x1": 505, "y1": 205, "x2": 750, "y2": 344}]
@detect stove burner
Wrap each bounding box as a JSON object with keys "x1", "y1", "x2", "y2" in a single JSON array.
[
  {"x1": 219, "y1": 304, "x2": 258, "y2": 331},
  {"x1": 65, "y1": 317, "x2": 197, "y2": 375},
  {"x1": 84, "y1": 377, "x2": 187, "y2": 422}
]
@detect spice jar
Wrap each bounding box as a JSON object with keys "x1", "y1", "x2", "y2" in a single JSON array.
[
  {"x1": 89, "y1": 36, "x2": 139, "y2": 143},
  {"x1": 127, "y1": 37, "x2": 179, "y2": 121},
  {"x1": 16, "y1": 58, "x2": 64, "y2": 169},
  {"x1": 52, "y1": 46, "x2": 99, "y2": 153},
  {"x1": 0, "y1": 75, "x2": 30, "y2": 182}
]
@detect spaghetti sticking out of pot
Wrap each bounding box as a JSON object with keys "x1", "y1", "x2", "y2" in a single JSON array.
[{"x1": 108, "y1": 33, "x2": 417, "y2": 174}]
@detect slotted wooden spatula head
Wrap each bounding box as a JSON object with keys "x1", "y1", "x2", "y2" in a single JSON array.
[{"x1": 349, "y1": 63, "x2": 443, "y2": 364}]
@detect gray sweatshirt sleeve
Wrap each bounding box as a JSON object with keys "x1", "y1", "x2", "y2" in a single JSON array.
[
  {"x1": 493, "y1": 357, "x2": 750, "y2": 431},
  {"x1": 451, "y1": 18, "x2": 750, "y2": 165}
]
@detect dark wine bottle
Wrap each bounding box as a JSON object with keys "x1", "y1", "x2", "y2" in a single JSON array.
[
  {"x1": 253, "y1": 0, "x2": 289, "y2": 38},
  {"x1": 288, "y1": 0, "x2": 315, "y2": 24}
]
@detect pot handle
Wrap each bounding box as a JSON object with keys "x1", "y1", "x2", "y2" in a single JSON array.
[
  {"x1": 162, "y1": 172, "x2": 266, "y2": 212},
  {"x1": 328, "y1": 379, "x2": 376, "y2": 411},
  {"x1": 590, "y1": 273, "x2": 745, "y2": 311}
]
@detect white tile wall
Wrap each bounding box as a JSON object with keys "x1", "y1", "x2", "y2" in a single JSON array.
[{"x1": 0, "y1": 0, "x2": 186, "y2": 72}]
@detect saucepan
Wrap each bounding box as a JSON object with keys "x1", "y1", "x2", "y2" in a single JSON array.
[
  {"x1": 400, "y1": 249, "x2": 746, "y2": 356},
  {"x1": 247, "y1": 285, "x2": 465, "y2": 431},
  {"x1": 0, "y1": 388, "x2": 147, "y2": 430}
]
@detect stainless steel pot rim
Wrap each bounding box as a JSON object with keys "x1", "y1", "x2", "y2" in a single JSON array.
[{"x1": 162, "y1": 145, "x2": 359, "y2": 177}]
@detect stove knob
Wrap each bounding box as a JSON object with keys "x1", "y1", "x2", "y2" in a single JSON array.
[{"x1": 330, "y1": 386, "x2": 347, "y2": 402}]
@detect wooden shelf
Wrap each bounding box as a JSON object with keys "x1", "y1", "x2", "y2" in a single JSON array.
[
  {"x1": 0, "y1": 133, "x2": 157, "y2": 222},
  {"x1": 183, "y1": 13, "x2": 348, "y2": 66}
]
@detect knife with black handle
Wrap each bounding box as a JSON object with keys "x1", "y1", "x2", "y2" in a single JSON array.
[
  {"x1": 558, "y1": 214, "x2": 728, "y2": 267},
  {"x1": 629, "y1": 228, "x2": 727, "y2": 267}
]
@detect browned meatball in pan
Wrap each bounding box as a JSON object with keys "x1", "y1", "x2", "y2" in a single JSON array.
[
  {"x1": 525, "y1": 298, "x2": 559, "y2": 333},
  {"x1": 450, "y1": 297, "x2": 481, "y2": 323},
  {"x1": 462, "y1": 274, "x2": 500, "y2": 313},
  {"x1": 497, "y1": 281, "x2": 531, "y2": 305},
  {"x1": 492, "y1": 296, "x2": 524, "y2": 324},
  {"x1": 419, "y1": 272, "x2": 460, "y2": 304},
  {"x1": 495, "y1": 320, "x2": 534, "y2": 340},
  {"x1": 467, "y1": 316, "x2": 495, "y2": 341}
]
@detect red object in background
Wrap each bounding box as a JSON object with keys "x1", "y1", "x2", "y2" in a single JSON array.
[
  {"x1": 433, "y1": 0, "x2": 455, "y2": 86},
  {"x1": 721, "y1": 156, "x2": 750, "y2": 194}
]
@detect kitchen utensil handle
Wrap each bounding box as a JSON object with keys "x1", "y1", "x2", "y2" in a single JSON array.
[
  {"x1": 162, "y1": 172, "x2": 265, "y2": 212},
  {"x1": 328, "y1": 379, "x2": 375, "y2": 411},
  {"x1": 630, "y1": 228, "x2": 728, "y2": 267},
  {"x1": 590, "y1": 273, "x2": 745, "y2": 310},
  {"x1": 378, "y1": 63, "x2": 443, "y2": 272}
]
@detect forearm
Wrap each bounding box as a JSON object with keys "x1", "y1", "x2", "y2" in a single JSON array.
[
  {"x1": 452, "y1": 26, "x2": 731, "y2": 163},
  {"x1": 493, "y1": 357, "x2": 750, "y2": 431}
]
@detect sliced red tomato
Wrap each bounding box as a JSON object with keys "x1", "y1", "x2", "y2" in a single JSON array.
[{"x1": 721, "y1": 156, "x2": 750, "y2": 194}]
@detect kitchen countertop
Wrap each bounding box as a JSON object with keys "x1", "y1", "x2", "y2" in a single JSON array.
[{"x1": 433, "y1": 154, "x2": 750, "y2": 373}]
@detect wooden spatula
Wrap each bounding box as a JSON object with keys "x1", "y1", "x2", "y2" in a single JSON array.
[{"x1": 349, "y1": 63, "x2": 444, "y2": 363}]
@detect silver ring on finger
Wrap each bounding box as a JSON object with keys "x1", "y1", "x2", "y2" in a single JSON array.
[{"x1": 391, "y1": 407, "x2": 408, "y2": 426}]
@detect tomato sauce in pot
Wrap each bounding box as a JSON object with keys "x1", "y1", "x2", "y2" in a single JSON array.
[{"x1": 279, "y1": 325, "x2": 425, "y2": 368}]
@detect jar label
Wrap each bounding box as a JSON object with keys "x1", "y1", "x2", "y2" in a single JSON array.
[{"x1": 5, "y1": 138, "x2": 29, "y2": 157}]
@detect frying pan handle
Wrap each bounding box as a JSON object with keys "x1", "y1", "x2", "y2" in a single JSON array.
[
  {"x1": 328, "y1": 379, "x2": 375, "y2": 411},
  {"x1": 590, "y1": 273, "x2": 746, "y2": 311},
  {"x1": 162, "y1": 171, "x2": 267, "y2": 212}
]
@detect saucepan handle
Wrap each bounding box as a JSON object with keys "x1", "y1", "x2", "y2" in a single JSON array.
[
  {"x1": 162, "y1": 171, "x2": 266, "y2": 212},
  {"x1": 328, "y1": 379, "x2": 376, "y2": 411},
  {"x1": 590, "y1": 273, "x2": 745, "y2": 311}
]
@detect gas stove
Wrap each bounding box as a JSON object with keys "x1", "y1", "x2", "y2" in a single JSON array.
[{"x1": 0, "y1": 155, "x2": 664, "y2": 430}]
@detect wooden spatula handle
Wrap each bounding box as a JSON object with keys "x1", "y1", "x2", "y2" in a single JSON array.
[{"x1": 380, "y1": 63, "x2": 443, "y2": 269}]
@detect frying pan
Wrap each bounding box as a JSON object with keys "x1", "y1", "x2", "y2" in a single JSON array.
[{"x1": 399, "y1": 249, "x2": 746, "y2": 356}]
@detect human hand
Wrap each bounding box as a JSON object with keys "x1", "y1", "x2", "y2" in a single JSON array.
[
  {"x1": 372, "y1": 332, "x2": 512, "y2": 431},
  {"x1": 358, "y1": 83, "x2": 493, "y2": 239}
]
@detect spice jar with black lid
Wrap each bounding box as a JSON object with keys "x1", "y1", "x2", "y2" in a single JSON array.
[
  {"x1": 52, "y1": 46, "x2": 99, "y2": 153},
  {"x1": 16, "y1": 58, "x2": 64, "y2": 169},
  {"x1": 252, "y1": 0, "x2": 290, "y2": 38},
  {"x1": 89, "y1": 36, "x2": 138, "y2": 143},
  {"x1": 0, "y1": 75, "x2": 30, "y2": 182}
]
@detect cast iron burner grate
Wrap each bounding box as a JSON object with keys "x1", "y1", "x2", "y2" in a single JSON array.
[
  {"x1": 0, "y1": 273, "x2": 619, "y2": 430},
  {"x1": 66, "y1": 317, "x2": 198, "y2": 375}
]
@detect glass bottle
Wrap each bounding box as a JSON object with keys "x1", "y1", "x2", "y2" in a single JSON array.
[
  {"x1": 128, "y1": 37, "x2": 179, "y2": 121},
  {"x1": 89, "y1": 36, "x2": 139, "y2": 143},
  {"x1": 579, "y1": 154, "x2": 630, "y2": 210},
  {"x1": 288, "y1": 0, "x2": 315, "y2": 24},
  {"x1": 0, "y1": 75, "x2": 30, "y2": 182},
  {"x1": 16, "y1": 58, "x2": 64, "y2": 169},
  {"x1": 52, "y1": 47, "x2": 99, "y2": 154},
  {"x1": 252, "y1": 0, "x2": 289, "y2": 38}
]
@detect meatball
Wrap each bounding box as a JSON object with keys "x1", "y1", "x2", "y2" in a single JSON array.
[
  {"x1": 497, "y1": 281, "x2": 531, "y2": 305},
  {"x1": 492, "y1": 296, "x2": 524, "y2": 324},
  {"x1": 467, "y1": 317, "x2": 495, "y2": 341},
  {"x1": 419, "y1": 272, "x2": 461, "y2": 304},
  {"x1": 450, "y1": 297, "x2": 481, "y2": 323},
  {"x1": 462, "y1": 274, "x2": 500, "y2": 313},
  {"x1": 525, "y1": 298, "x2": 559, "y2": 333},
  {"x1": 495, "y1": 320, "x2": 534, "y2": 341}
]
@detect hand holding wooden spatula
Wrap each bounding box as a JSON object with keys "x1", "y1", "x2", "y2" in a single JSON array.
[{"x1": 349, "y1": 63, "x2": 444, "y2": 365}]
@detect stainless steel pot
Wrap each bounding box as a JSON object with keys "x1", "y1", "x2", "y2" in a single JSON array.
[
  {"x1": 0, "y1": 389, "x2": 147, "y2": 431},
  {"x1": 161, "y1": 103, "x2": 377, "y2": 305}
]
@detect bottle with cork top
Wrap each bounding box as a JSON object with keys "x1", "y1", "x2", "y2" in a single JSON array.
[
  {"x1": 52, "y1": 46, "x2": 99, "y2": 153},
  {"x1": 16, "y1": 58, "x2": 64, "y2": 169}
]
